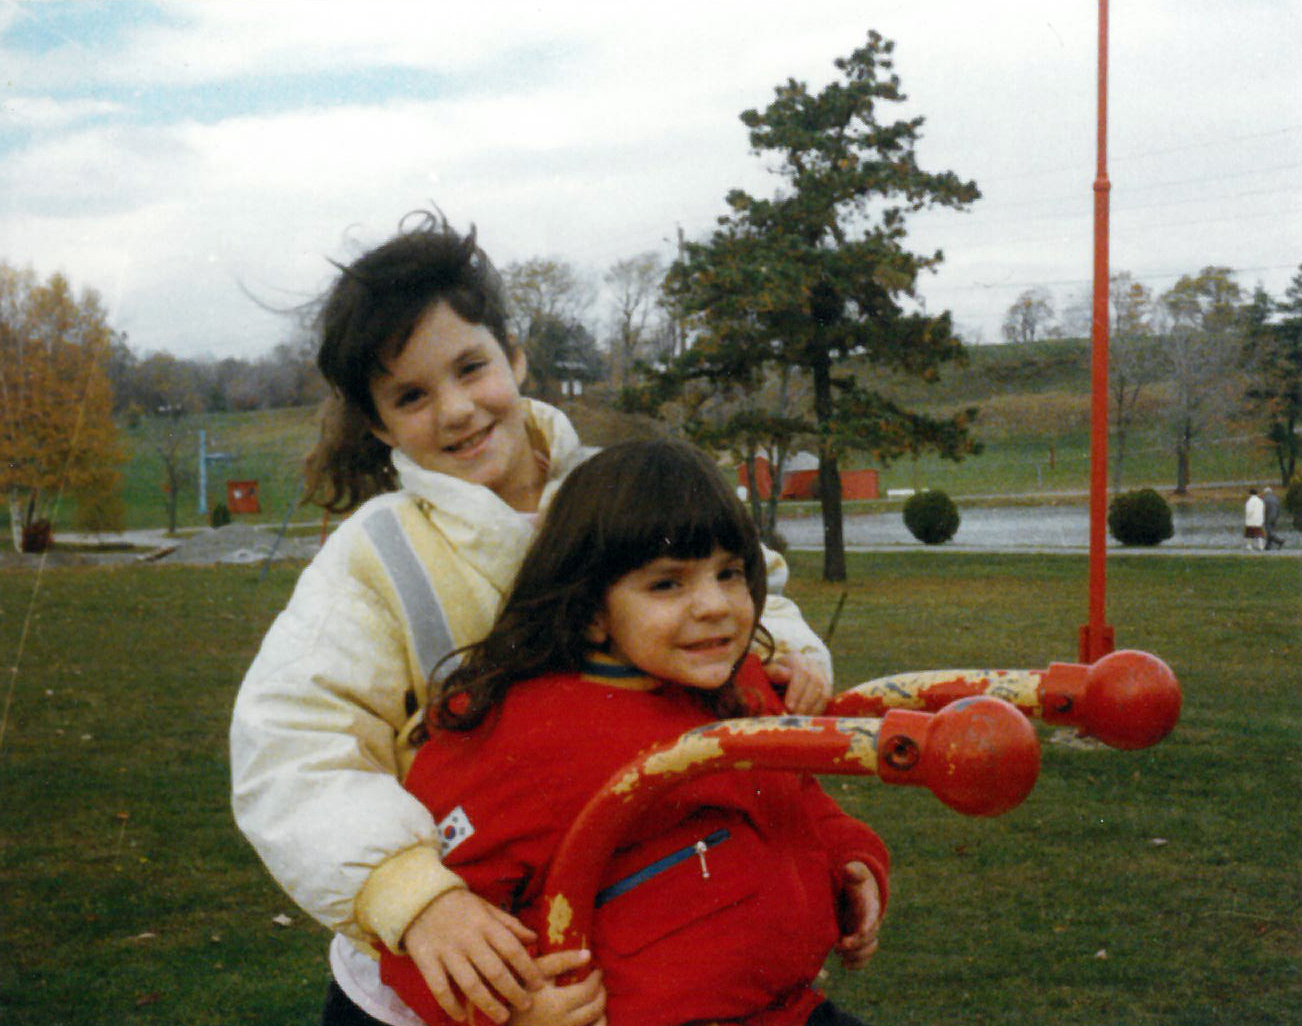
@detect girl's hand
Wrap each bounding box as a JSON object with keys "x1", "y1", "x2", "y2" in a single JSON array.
[
  {"x1": 511, "y1": 950, "x2": 607, "y2": 1026},
  {"x1": 404, "y1": 889, "x2": 545, "y2": 1024},
  {"x1": 836, "y1": 861, "x2": 883, "y2": 970},
  {"x1": 766, "y1": 653, "x2": 831, "y2": 715}
]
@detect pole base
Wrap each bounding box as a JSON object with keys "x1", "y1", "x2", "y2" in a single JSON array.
[{"x1": 1079, "y1": 622, "x2": 1115, "y2": 664}]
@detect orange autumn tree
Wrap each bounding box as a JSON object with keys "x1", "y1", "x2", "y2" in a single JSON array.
[{"x1": 0, "y1": 262, "x2": 126, "y2": 551}]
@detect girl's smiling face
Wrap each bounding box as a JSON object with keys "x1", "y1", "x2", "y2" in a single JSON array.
[
  {"x1": 589, "y1": 546, "x2": 756, "y2": 690},
  {"x1": 368, "y1": 301, "x2": 542, "y2": 511}
]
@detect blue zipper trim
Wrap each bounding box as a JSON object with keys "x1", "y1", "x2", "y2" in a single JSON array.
[{"x1": 595, "y1": 829, "x2": 731, "y2": 908}]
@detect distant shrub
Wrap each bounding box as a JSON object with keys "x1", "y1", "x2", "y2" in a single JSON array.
[
  {"x1": 1108, "y1": 488, "x2": 1173, "y2": 546},
  {"x1": 20, "y1": 519, "x2": 53, "y2": 553},
  {"x1": 1285, "y1": 481, "x2": 1302, "y2": 529},
  {"x1": 210, "y1": 502, "x2": 232, "y2": 529},
  {"x1": 903, "y1": 490, "x2": 960, "y2": 545}
]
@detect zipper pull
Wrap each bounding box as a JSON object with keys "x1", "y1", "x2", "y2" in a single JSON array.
[{"x1": 694, "y1": 840, "x2": 711, "y2": 879}]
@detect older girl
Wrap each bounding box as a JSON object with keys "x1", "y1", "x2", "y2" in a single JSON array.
[{"x1": 230, "y1": 214, "x2": 836, "y2": 1026}]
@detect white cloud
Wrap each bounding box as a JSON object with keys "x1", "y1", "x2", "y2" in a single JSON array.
[
  {"x1": 1, "y1": 0, "x2": 1298, "y2": 359},
  {"x1": 2, "y1": 94, "x2": 124, "y2": 129}
]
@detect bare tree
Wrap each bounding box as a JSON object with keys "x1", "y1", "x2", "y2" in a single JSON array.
[
  {"x1": 1161, "y1": 266, "x2": 1244, "y2": 494},
  {"x1": 153, "y1": 414, "x2": 192, "y2": 534},
  {"x1": 1109, "y1": 272, "x2": 1163, "y2": 488},
  {"x1": 502, "y1": 258, "x2": 597, "y2": 398},
  {"x1": 502, "y1": 258, "x2": 593, "y2": 342},
  {"x1": 1001, "y1": 287, "x2": 1057, "y2": 344},
  {"x1": 1060, "y1": 287, "x2": 1093, "y2": 339},
  {"x1": 604, "y1": 252, "x2": 665, "y2": 387}
]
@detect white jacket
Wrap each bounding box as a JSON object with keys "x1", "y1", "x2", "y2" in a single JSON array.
[
  {"x1": 230, "y1": 400, "x2": 832, "y2": 959},
  {"x1": 1245, "y1": 494, "x2": 1265, "y2": 529}
]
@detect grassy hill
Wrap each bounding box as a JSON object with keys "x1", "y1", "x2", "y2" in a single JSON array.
[
  {"x1": 855, "y1": 336, "x2": 1274, "y2": 498},
  {"x1": 16, "y1": 336, "x2": 1280, "y2": 534}
]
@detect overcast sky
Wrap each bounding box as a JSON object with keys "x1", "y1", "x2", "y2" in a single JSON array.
[{"x1": 2, "y1": 0, "x2": 1299, "y2": 362}]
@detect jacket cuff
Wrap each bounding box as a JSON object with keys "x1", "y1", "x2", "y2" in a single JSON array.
[
  {"x1": 356, "y1": 845, "x2": 466, "y2": 953},
  {"x1": 842, "y1": 852, "x2": 891, "y2": 914}
]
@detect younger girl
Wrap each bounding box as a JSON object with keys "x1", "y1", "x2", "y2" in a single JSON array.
[
  {"x1": 381, "y1": 439, "x2": 890, "y2": 1026},
  {"x1": 230, "y1": 214, "x2": 838, "y2": 1026}
]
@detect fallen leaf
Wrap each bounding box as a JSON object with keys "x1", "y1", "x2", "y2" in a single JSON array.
[
  {"x1": 1150, "y1": 837, "x2": 1169, "y2": 846},
  {"x1": 272, "y1": 913, "x2": 294, "y2": 927},
  {"x1": 129, "y1": 932, "x2": 157, "y2": 942},
  {"x1": 1094, "y1": 948, "x2": 1108, "y2": 960}
]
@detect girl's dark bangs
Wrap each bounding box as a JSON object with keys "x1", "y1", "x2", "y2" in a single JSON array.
[{"x1": 605, "y1": 469, "x2": 748, "y2": 573}]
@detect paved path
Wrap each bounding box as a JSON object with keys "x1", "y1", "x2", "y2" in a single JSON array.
[{"x1": 777, "y1": 504, "x2": 1300, "y2": 557}]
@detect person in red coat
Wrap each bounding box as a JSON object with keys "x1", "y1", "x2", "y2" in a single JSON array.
[{"x1": 382, "y1": 439, "x2": 889, "y2": 1026}]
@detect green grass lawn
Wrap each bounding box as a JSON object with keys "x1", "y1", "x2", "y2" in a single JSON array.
[{"x1": 1, "y1": 553, "x2": 1298, "y2": 1024}]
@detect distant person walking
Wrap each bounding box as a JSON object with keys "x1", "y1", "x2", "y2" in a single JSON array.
[
  {"x1": 1244, "y1": 488, "x2": 1266, "y2": 551},
  {"x1": 1262, "y1": 487, "x2": 1285, "y2": 550}
]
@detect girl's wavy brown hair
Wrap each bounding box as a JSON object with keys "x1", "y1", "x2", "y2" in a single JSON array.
[
  {"x1": 303, "y1": 211, "x2": 515, "y2": 513},
  {"x1": 435, "y1": 439, "x2": 771, "y2": 731}
]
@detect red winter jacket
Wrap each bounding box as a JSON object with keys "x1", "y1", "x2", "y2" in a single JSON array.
[{"x1": 381, "y1": 656, "x2": 890, "y2": 1026}]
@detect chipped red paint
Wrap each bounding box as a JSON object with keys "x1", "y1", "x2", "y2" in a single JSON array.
[
  {"x1": 534, "y1": 651, "x2": 1179, "y2": 989},
  {"x1": 826, "y1": 650, "x2": 1180, "y2": 751},
  {"x1": 541, "y1": 697, "x2": 1040, "y2": 965}
]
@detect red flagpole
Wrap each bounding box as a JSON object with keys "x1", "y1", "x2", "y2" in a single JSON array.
[{"x1": 1081, "y1": 0, "x2": 1116, "y2": 662}]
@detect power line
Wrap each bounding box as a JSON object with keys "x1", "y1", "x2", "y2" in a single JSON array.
[{"x1": 955, "y1": 123, "x2": 1302, "y2": 185}]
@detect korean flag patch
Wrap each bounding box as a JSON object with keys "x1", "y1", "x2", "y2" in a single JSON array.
[{"x1": 436, "y1": 805, "x2": 475, "y2": 855}]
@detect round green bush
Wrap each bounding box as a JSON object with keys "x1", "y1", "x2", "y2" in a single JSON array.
[
  {"x1": 1284, "y1": 480, "x2": 1302, "y2": 529},
  {"x1": 1107, "y1": 488, "x2": 1173, "y2": 546},
  {"x1": 903, "y1": 489, "x2": 960, "y2": 545},
  {"x1": 210, "y1": 502, "x2": 232, "y2": 528}
]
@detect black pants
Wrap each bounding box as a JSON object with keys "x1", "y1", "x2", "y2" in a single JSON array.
[
  {"x1": 807, "y1": 1001, "x2": 871, "y2": 1026},
  {"x1": 321, "y1": 981, "x2": 389, "y2": 1026},
  {"x1": 321, "y1": 983, "x2": 866, "y2": 1026}
]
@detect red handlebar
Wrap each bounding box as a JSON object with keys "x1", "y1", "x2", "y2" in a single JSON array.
[
  {"x1": 540, "y1": 697, "x2": 1039, "y2": 959},
  {"x1": 1040, "y1": 650, "x2": 1181, "y2": 750},
  {"x1": 826, "y1": 650, "x2": 1181, "y2": 751}
]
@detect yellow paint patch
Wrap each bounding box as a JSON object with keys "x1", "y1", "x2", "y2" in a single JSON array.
[
  {"x1": 841, "y1": 721, "x2": 881, "y2": 771},
  {"x1": 609, "y1": 768, "x2": 641, "y2": 796},
  {"x1": 714, "y1": 716, "x2": 817, "y2": 737},
  {"x1": 548, "y1": 894, "x2": 573, "y2": 947},
  {"x1": 849, "y1": 669, "x2": 1044, "y2": 715},
  {"x1": 640, "y1": 734, "x2": 725, "y2": 778}
]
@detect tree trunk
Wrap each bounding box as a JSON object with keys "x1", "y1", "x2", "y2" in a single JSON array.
[
  {"x1": 7, "y1": 490, "x2": 25, "y2": 552},
  {"x1": 743, "y1": 447, "x2": 765, "y2": 534},
  {"x1": 1174, "y1": 421, "x2": 1192, "y2": 496},
  {"x1": 1276, "y1": 414, "x2": 1298, "y2": 486},
  {"x1": 818, "y1": 451, "x2": 846, "y2": 582},
  {"x1": 165, "y1": 463, "x2": 180, "y2": 534},
  {"x1": 1111, "y1": 425, "x2": 1128, "y2": 491},
  {"x1": 764, "y1": 445, "x2": 784, "y2": 548},
  {"x1": 810, "y1": 351, "x2": 846, "y2": 581}
]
